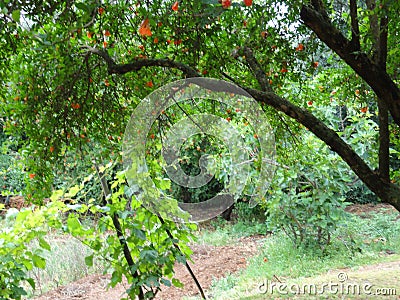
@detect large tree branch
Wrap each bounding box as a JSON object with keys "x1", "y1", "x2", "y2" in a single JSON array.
[
  {"x1": 86, "y1": 49, "x2": 400, "y2": 211},
  {"x1": 245, "y1": 88, "x2": 400, "y2": 211},
  {"x1": 377, "y1": 15, "x2": 390, "y2": 182},
  {"x1": 300, "y1": 5, "x2": 400, "y2": 127},
  {"x1": 83, "y1": 46, "x2": 200, "y2": 77}
]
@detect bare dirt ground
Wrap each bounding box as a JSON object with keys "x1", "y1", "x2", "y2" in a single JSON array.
[{"x1": 34, "y1": 236, "x2": 264, "y2": 300}]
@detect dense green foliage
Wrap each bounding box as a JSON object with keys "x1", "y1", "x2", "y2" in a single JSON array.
[{"x1": 0, "y1": 0, "x2": 400, "y2": 299}]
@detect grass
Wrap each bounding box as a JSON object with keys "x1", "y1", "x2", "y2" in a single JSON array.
[
  {"x1": 195, "y1": 218, "x2": 267, "y2": 246},
  {"x1": 185, "y1": 211, "x2": 400, "y2": 299},
  {"x1": 186, "y1": 208, "x2": 400, "y2": 300},
  {"x1": 26, "y1": 233, "x2": 104, "y2": 298}
]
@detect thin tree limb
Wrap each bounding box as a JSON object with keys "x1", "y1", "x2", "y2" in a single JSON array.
[
  {"x1": 83, "y1": 46, "x2": 200, "y2": 77},
  {"x1": 349, "y1": 0, "x2": 360, "y2": 50},
  {"x1": 93, "y1": 162, "x2": 145, "y2": 300},
  {"x1": 237, "y1": 46, "x2": 272, "y2": 92}
]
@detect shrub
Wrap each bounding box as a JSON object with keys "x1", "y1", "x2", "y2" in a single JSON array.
[{"x1": 265, "y1": 133, "x2": 351, "y2": 250}]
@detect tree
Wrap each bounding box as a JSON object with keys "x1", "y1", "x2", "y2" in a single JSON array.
[{"x1": 1, "y1": 0, "x2": 399, "y2": 211}]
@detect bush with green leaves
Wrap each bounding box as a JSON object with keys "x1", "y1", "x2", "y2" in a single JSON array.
[
  {"x1": 0, "y1": 138, "x2": 25, "y2": 196},
  {"x1": 265, "y1": 132, "x2": 351, "y2": 250},
  {"x1": 0, "y1": 164, "x2": 196, "y2": 300},
  {"x1": 166, "y1": 133, "x2": 224, "y2": 204},
  {"x1": 52, "y1": 168, "x2": 196, "y2": 300},
  {"x1": 0, "y1": 153, "x2": 25, "y2": 196},
  {"x1": 0, "y1": 202, "x2": 65, "y2": 300}
]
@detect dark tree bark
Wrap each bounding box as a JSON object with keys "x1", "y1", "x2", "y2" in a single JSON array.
[
  {"x1": 85, "y1": 38, "x2": 400, "y2": 212},
  {"x1": 300, "y1": 5, "x2": 400, "y2": 128},
  {"x1": 367, "y1": 0, "x2": 391, "y2": 183},
  {"x1": 246, "y1": 88, "x2": 400, "y2": 212}
]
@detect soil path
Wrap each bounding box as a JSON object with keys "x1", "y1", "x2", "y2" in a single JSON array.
[{"x1": 34, "y1": 236, "x2": 264, "y2": 300}]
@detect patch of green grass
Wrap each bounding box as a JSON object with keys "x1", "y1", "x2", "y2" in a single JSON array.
[
  {"x1": 195, "y1": 220, "x2": 267, "y2": 246},
  {"x1": 26, "y1": 233, "x2": 104, "y2": 298},
  {"x1": 189, "y1": 209, "x2": 400, "y2": 300}
]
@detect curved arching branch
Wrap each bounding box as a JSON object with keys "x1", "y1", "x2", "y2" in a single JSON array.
[
  {"x1": 83, "y1": 46, "x2": 200, "y2": 77},
  {"x1": 86, "y1": 49, "x2": 400, "y2": 212}
]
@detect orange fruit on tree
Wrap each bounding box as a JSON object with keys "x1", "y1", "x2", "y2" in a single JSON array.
[
  {"x1": 222, "y1": 0, "x2": 231, "y2": 8},
  {"x1": 139, "y1": 18, "x2": 152, "y2": 36},
  {"x1": 296, "y1": 43, "x2": 304, "y2": 51},
  {"x1": 243, "y1": 0, "x2": 252, "y2": 6}
]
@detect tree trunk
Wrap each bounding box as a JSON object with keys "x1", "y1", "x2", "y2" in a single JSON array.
[
  {"x1": 246, "y1": 88, "x2": 400, "y2": 212},
  {"x1": 300, "y1": 5, "x2": 400, "y2": 128}
]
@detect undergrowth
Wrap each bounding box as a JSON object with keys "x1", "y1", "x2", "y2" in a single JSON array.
[{"x1": 188, "y1": 208, "x2": 400, "y2": 299}]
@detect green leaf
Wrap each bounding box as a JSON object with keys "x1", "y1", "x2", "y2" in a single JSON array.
[
  {"x1": 67, "y1": 215, "x2": 82, "y2": 233},
  {"x1": 38, "y1": 237, "x2": 51, "y2": 251},
  {"x1": 65, "y1": 184, "x2": 82, "y2": 197},
  {"x1": 50, "y1": 189, "x2": 65, "y2": 201},
  {"x1": 172, "y1": 278, "x2": 184, "y2": 288},
  {"x1": 159, "y1": 178, "x2": 171, "y2": 190},
  {"x1": 201, "y1": 0, "x2": 219, "y2": 4},
  {"x1": 11, "y1": 10, "x2": 20, "y2": 22},
  {"x1": 26, "y1": 278, "x2": 36, "y2": 290},
  {"x1": 85, "y1": 254, "x2": 94, "y2": 267},
  {"x1": 75, "y1": 2, "x2": 90, "y2": 13},
  {"x1": 110, "y1": 270, "x2": 122, "y2": 287},
  {"x1": 160, "y1": 278, "x2": 171, "y2": 287},
  {"x1": 32, "y1": 254, "x2": 46, "y2": 269},
  {"x1": 140, "y1": 249, "x2": 158, "y2": 261},
  {"x1": 22, "y1": 259, "x2": 33, "y2": 271},
  {"x1": 175, "y1": 254, "x2": 186, "y2": 264},
  {"x1": 133, "y1": 228, "x2": 146, "y2": 240}
]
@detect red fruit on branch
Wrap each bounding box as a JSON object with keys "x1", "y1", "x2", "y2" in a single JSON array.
[
  {"x1": 139, "y1": 18, "x2": 152, "y2": 36},
  {"x1": 295, "y1": 43, "x2": 304, "y2": 51},
  {"x1": 221, "y1": 0, "x2": 231, "y2": 8},
  {"x1": 244, "y1": 0, "x2": 252, "y2": 6}
]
